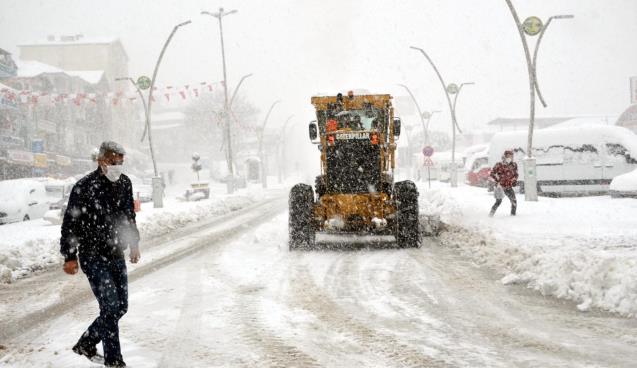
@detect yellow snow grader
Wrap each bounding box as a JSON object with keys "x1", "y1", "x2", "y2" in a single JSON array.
[{"x1": 289, "y1": 91, "x2": 419, "y2": 250}]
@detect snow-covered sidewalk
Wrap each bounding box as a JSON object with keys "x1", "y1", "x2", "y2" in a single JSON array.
[
  {"x1": 418, "y1": 181, "x2": 637, "y2": 316},
  {"x1": 0, "y1": 184, "x2": 275, "y2": 283}
]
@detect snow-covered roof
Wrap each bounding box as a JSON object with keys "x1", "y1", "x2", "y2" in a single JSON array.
[
  {"x1": 14, "y1": 60, "x2": 105, "y2": 84},
  {"x1": 551, "y1": 116, "x2": 618, "y2": 128},
  {"x1": 0, "y1": 81, "x2": 17, "y2": 92},
  {"x1": 151, "y1": 123, "x2": 184, "y2": 131},
  {"x1": 151, "y1": 111, "x2": 185, "y2": 122},
  {"x1": 15, "y1": 59, "x2": 65, "y2": 77},
  {"x1": 66, "y1": 70, "x2": 105, "y2": 84},
  {"x1": 487, "y1": 117, "x2": 572, "y2": 128},
  {"x1": 19, "y1": 36, "x2": 120, "y2": 47}
]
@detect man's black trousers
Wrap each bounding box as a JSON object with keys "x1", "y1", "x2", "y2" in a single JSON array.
[{"x1": 78, "y1": 254, "x2": 128, "y2": 364}]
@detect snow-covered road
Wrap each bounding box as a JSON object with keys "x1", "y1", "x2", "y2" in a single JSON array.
[{"x1": 2, "y1": 210, "x2": 637, "y2": 367}]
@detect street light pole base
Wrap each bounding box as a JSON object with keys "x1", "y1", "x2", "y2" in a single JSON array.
[
  {"x1": 523, "y1": 157, "x2": 538, "y2": 201},
  {"x1": 450, "y1": 163, "x2": 458, "y2": 188},
  {"x1": 151, "y1": 176, "x2": 164, "y2": 208},
  {"x1": 226, "y1": 175, "x2": 235, "y2": 194}
]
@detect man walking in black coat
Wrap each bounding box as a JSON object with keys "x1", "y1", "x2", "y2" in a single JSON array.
[{"x1": 60, "y1": 141, "x2": 140, "y2": 367}]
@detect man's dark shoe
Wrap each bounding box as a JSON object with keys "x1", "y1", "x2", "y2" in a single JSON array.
[
  {"x1": 105, "y1": 359, "x2": 127, "y2": 367},
  {"x1": 72, "y1": 341, "x2": 104, "y2": 364}
]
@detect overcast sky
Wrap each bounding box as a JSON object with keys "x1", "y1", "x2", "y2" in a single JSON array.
[{"x1": 1, "y1": 0, "x2": 636, "y2": 135}]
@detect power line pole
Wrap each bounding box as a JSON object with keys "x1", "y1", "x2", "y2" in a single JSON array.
[
  {"x1": 258, "y1": 100, "x2": 281, "y2": 189},
  {"x1": 202, "y1": 7, "x2": 238, "y2": 194},
  {"x1": 410, "y1": 46, "x2": 469, "y2": 188},
  {"x1": 145, "y1": 20, "x2": 191, "y2": 208}
]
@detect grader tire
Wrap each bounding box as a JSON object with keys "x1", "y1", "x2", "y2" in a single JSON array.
[
  {"x1": 394, "y1": 180, "x2": 420, "y2": 248},
  {"x1": 289, "y1": 184, "x2": 315, "y2": 250}
]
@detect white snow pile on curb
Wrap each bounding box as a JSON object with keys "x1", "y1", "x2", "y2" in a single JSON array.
[
  {"x1": 419, "y1": 185, "x2": 637, "y2": 317},
  {"x1": 0, "y1": 192, "x2": 261, "y2": 283}
]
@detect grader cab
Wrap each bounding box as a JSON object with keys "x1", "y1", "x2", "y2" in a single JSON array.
[{"x1": 288, "y1": 91, "x2": 419, "y2": 250}]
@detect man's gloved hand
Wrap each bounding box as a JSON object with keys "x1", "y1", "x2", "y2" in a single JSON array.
[
  {"x1": 63, "y1": 260, "x2": 78, "y2": 275},
  {"x1": 129, "y1": 248, "x2": 141, "y2": 264}
]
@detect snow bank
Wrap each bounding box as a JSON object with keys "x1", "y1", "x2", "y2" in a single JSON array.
[
  {"x1": 0, "y1": 189, "x2": 264, "y2": 283},
  {"x1": 418, "y1": 183, "x2": 637, "y2": 317}
]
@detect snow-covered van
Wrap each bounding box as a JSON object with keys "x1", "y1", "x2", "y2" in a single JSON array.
[{"x1": 488, "y1": 126, "x2": 637, "y2": 195}]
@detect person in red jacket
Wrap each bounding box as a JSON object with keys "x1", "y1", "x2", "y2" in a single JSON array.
[{"x1": 489, "y1": 150, "x2": 518, "y2": 216}]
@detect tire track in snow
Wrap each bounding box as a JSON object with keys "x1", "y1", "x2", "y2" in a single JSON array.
[
  {"x1": 232, "y1": 283, "x2": 321, "y2": 368},
  {"x1": 213, "y1": 234, "x2": 321, "y2": 368},
  {"x1": 157, "y1": 262, "x2": 205, "y2": 367},
  {"x1": 289, "y1": 259, "x2": 452, "y2": 368}
]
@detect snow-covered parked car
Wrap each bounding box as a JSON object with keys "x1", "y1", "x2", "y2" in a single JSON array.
[
  {"x1": 609, "y1": 168, "x2": 637, "y2": 198},
  {"x1": 0, "y1": 179, "x2": 50, "y2": 224},
  {"x1": 465, "y1": 147, "x2": 492, "y2": 188},
  {"x1": 128, "y1": 174, "x2": 153, "y2": 203},
  {"x1": 42, "y1": 178, "x2": 76, "y2": 209},
  {"x1": 489, "y1": 125, "x2": 637, "y2": 196}
]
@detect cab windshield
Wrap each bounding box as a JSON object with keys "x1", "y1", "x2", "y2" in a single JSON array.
[{"x1": 334, "y1": 109, "x2": 380, "y2": 131}]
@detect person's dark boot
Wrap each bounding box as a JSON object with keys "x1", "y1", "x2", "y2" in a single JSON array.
[
  {"x1": 105, "y1": 359, "x2": 127, "y2": 367},
  {"x1": 511, "y1": 207, "x2": 516, "y2": 216},
  {"x1": 72, "y1": 340, "x2": 104, "y2": 364}
]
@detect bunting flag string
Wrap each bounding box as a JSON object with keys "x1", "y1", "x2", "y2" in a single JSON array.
[{"x1": 0, "y1": 80, "x2": 224, "y2": 108}]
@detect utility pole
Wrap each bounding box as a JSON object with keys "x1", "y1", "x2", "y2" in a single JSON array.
[
  {"x1": 504, "y1": 0, "x2": 573, "y2": 201},
  {"x1": 202, "y1": 7, "x2": 238, "y2": 194},
  {"x1": 229, "y1": 73, "x2": 252, "y2": 109},
  {"x1": 397, "y1": 84, "x2": 429, "y2": 144},
  {"x1": 410, "y1": 46, "x2": 470, "y2": 188},
  {"x1": 277, "y1": 114, "x2": 294, "y2": 184},
  {"x1": 423, "y1": 110, "x2": 441, "y2": 139},
  {"x1": 115, "y1": 77, "x2": 150, "y2": 143},
  {"x1": 145, "y1": 20, "x2": 191, "y2": 208},
  {"x1": 257, "y1": 100, "x2": 281, "y2": 189}
]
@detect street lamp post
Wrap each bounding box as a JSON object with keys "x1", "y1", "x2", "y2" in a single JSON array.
[
  {"x1": 397, "y1": 84, "x2": 429, "y2": 144},
  {"x1": 257, "y1": 100, "x2": 281, "y2": 189},
  {"x1": 423, "y1": 110, "x2": 441, "y2": 138},
  {"x1": 277, "y1": 114, "x2": 294, "y2": 184},
  {"x1": 410, "y1": 46, "x2": 469, "y2": 187},
  {"x1": 115, "y1": 77, "x2": 150, "y2": 143},
  {"x1": 145, "y1": 19, "x2": 191, "y2": 208},
  {"x1": 448, "y1": 82, "x2": 474, "y2": 187},
  {"x1": 229, "y1": 73, "x2": 252, "y2": 110},
  {"x1": 222, "y1": 73, "x2": 253, "y2": 173},
  {"x1": 504, "y1": 0, "x2": 574, "y2": 201},
  {"x1": 451, "y1": 82, "x2": 475, "y2": 133},
  {"x1": 202, "y1": 7, "x2": 238, "y2": 194}
]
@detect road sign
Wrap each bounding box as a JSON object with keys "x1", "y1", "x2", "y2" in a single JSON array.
[
  {"x1": 34, "y1": 153, "x2": 48, "y2": 168},
  {"x1": 31, "y1": 139, "x2": 44, "y2": 153},
  {"x1": 137, "y1": 76, "x2": 152, "y2": 90},
  {"x1": 423, "y1": 157, "x2": 434, "y2": 167},
  {"x1": 446, "y1": 83, "x2": 459, "y2": 95},
  {"x1": 422, "y1": 146, "x2": 434, "y2": 157},
  {"x1": 523, "y1": 16, "x2": 543, "y2": 36}
]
